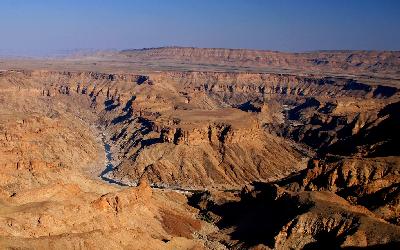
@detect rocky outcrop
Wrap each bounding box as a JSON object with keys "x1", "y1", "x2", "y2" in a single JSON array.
[
  {"x1": 156, "y1": 112, "x2": 260, "y2": 146},
  {"x1": 269, "y1": 96, "x2": 399, "y2": 156},
  {"x1": 91, "y1": 178, "x2": 153, "y2": 213},
  {"x1": 279, "y1": 156, "x2": 400, "y2": 226},
  {"x1": 273, "y1": 190, "x2": 400, "y2": 249},
  {"x1": 190, "y1": 183, "x2": 400, "y2": 249}
]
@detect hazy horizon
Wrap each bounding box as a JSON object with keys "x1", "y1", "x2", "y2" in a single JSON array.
[{"x1": 1, "y1": 0, "x2": 400, "y2": 56}]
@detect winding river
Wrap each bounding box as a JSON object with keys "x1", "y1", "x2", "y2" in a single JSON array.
[
  {"x1": 99, "y1": 142, "x2": 129, "y2": 186},
  {"x1": 98, "y1": 134, "x2": 222, "y2": 194}
]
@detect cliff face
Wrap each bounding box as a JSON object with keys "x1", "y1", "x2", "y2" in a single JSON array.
[
  {"x1": 278, "y1": 156, "x2": 400, "y2": 226},
  {"x1": 150, "y1": 71, "x2": 397, "y2": 99},
  {"x1": 118, "y1": 47, "x2": 400, "y2": 79},
  {"x1": 189, "y1": 183, "x2": 400, "y2": 249},
  {"x1": 154, "y1": 109, "x2": 260, "y2": 146}
]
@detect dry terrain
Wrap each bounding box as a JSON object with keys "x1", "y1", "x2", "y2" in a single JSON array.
[{"x1": 0, "y1": 47, "x2": 399, "y2": 249}]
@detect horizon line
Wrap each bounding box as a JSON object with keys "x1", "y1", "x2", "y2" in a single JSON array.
[{"x1": 1, "y1": 46, "x2": 400, "y2": 59}]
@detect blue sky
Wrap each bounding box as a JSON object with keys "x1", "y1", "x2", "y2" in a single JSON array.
[{"x1": 0, "y1": 0, "x2": 399, "y2": 55}]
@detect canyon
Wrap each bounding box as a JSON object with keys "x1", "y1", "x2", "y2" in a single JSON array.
[{"x1": 0, "y1": 48, "x2": 399, "y2": 249}]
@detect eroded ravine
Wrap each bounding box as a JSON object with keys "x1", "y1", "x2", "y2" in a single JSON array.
[
  {"x1": 99, "y1": 133, "x2": 128, "y2": 186},
  {"x1": 98, "y1": 131, "x2": 211, "y2": 194}
]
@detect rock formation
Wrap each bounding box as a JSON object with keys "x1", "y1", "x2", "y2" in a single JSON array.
[{"x1": 0, "y1": 47, "x2": 399, "y2": 249}]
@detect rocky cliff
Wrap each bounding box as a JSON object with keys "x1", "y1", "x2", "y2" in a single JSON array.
[{"x1": 117, "y1": 47, "x2": 400, "y2": 79}]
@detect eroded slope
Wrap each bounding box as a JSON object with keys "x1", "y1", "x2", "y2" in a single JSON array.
[{"x1": 0, "y1": 72, "x2": 218, "y2": 249}]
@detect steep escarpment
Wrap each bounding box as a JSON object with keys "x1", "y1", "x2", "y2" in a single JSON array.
[
  {"x1": 279, "y1": 157, "x2": 400, "y2": 225},
  {"x1": 257, "y1": 78, "x2": 400, "y2": 229},
  {"x1": 189, "y1": 183, "x2": 400, "y2": 249},
  {"x1": 326, "y1": 100, "x2": 400, "y2": 157},
  {"x1": 150, "y1": 71, "x2": 396, "y2": 101},
  {"x1": 118, "y1": 47, "x2": 400, "y2": 79},
  {"x1": 267, "y1": 96, "x2": 398, "y2": 156},
  {"x1": 4, "y1": 48, "x2": 400, "y2": 85}
]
